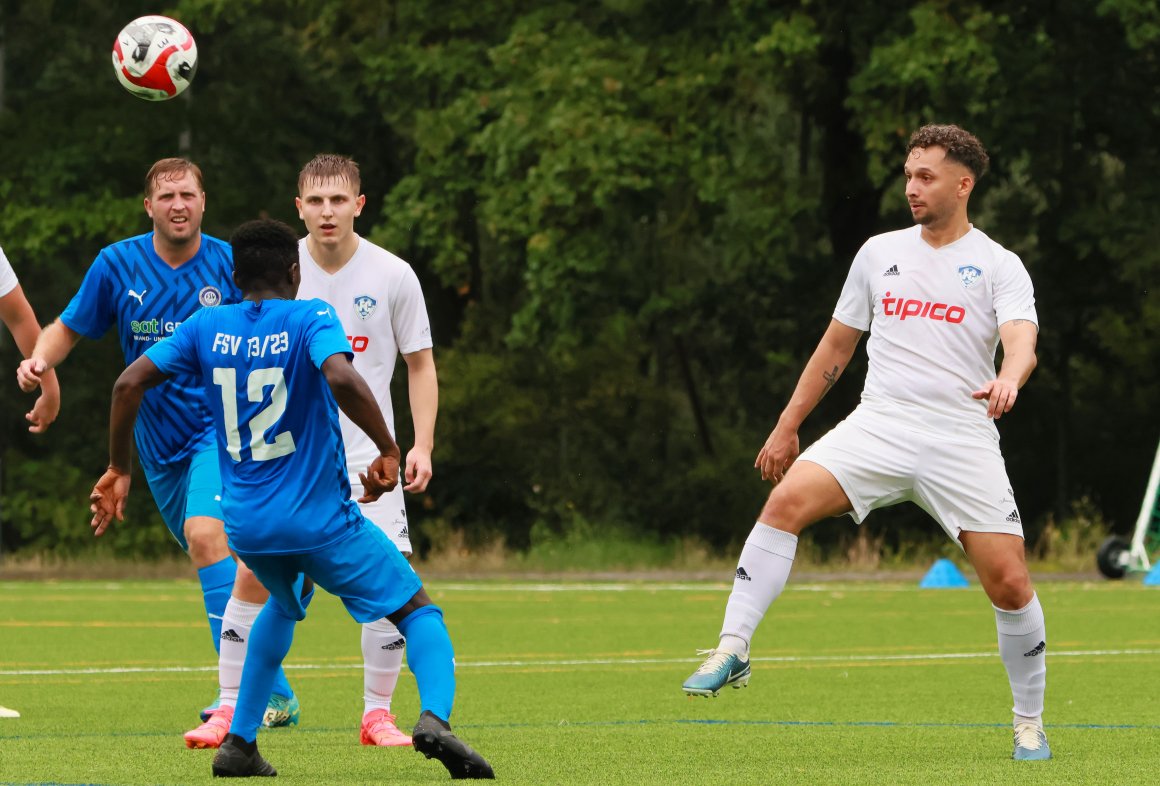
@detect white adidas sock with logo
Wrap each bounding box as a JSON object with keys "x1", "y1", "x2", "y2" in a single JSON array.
[
  {"x1": 994, "y1": 593, "x2": 1047, "y2": 724},
  {"x1": 362, "y1": 618, "x2": 406, "y2": 716},
  {"x1": 219, "y1": 596, "x2": 263, "y2": 707},
  {"x1": 719, "y1": 523, "x2": 799, "y2": 657}
]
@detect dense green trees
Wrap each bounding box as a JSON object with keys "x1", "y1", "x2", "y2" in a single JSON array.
[{"x1": 0, "y1": 1, "x2": 1156, "y2": 559}]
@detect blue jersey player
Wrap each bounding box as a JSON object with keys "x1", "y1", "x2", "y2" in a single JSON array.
[
  {"x1": 16, "y1": 159, "x2": 297, "y2": 726},
  {"x1": 90, "y1": 219, "x2": 494, "y2": 779}
]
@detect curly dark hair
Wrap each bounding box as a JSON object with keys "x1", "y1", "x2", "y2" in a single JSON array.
[
  {"x1": 907, "y1": 124, "x2": 989, "y2": 181},
  {"x1": 231, "y1": 219, "x2": 299, "y2": 289}
]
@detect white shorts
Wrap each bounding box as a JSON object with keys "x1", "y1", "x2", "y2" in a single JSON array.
[
  {"x1": 797, "y1": 405, "x2": 1024, "y2": 544},
  {"x1": 348, "y1": 470, "x2": 412, "y2": 556}
]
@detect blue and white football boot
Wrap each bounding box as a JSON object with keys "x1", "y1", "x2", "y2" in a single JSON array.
[
  {"x1": 1012, "y1": 721, "x2": 1052, "y2": 760},
  {"x1": 682, "y1": 649, "x2": 751, "y2": 697}
]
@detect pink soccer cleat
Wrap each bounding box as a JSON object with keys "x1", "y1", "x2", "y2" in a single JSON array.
[
  {"x1": 360, "y1": 709, "x2": 412, "y2": 747},
  {"x1": 184, "y1": 704, "x2": 234, "y2": 749}
]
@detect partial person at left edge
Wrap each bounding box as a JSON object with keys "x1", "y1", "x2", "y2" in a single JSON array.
[
  {"x1": 1, "y1": 240, "x2": 61, "y2": 722},
  {"x1": 14, "y1": 159, "x2": 299, "y2": 726},
  {"x1": 2, "y1": 242, "x2": 59, "y2": 434}
]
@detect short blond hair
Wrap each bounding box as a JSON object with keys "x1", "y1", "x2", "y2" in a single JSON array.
[
  {"x1": 298, "y1": 154, "x2": 361, "y2": 194},
  {"x1": 144, "y1": 158, "x2": 204, "y2": 197}
]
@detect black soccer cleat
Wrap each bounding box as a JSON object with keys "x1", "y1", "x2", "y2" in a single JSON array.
[
  {"x1": 212, "y1": 733, "x2": 277, "y2": 778},
  {"x1": 412, "y1": 710, "x2": 495, "y2": 780}
]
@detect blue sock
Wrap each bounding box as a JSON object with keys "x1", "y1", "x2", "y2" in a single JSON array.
[
  {"x1": 397, "y1": 605, "x2": 456, "y2": 721},
  {"x1": 197, "y1": 556, "x2": 236, "y2": 654},
  {"x1": 270, "y1": 663, "x2": 293, "y2": 701},
  {"x1": 230, "y1": 588, "x2": 313, "y2": 743}
]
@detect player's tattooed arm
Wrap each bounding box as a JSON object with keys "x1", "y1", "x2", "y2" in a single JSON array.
[{"x1": 817, "y1": 364, "x2": 842, "y2": 404}]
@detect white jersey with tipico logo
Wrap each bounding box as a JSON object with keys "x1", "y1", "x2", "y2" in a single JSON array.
[
  {"x1": 833, "y1": 225, "x2": 1037, "y2": 439},
  {"x1": 0, "y1": 246, "x2": 18, "y2": 298},
  {"x1": 297, "y1": 237, "x2": 433, "y2": 471}
]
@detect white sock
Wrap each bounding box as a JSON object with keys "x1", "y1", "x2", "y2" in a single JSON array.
[
  {"x1": 218, "y1": 597, "x2": 263, "y2": 708},
  {"x1": 994, "y1": 593, "x2": 1047, "y2": 723},
  {"x1": 362, "y1": 618, "x2": 405, "y2": 715},
  {"x1": 719, "y1": 523, "x2": 798, "y2": 657}
]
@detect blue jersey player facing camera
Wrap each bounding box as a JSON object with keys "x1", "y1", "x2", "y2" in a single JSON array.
[{"x1": 89, "y1": 219, "x2": 493, "y2": 779}]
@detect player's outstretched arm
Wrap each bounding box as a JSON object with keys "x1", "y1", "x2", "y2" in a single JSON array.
[
  {"x1": 321, "y1": 353, "x2": 402, "y2": 501},
  {"x1": 90, "y1": 356, "x2": 168, "y2": 536},
  {"x1": 403, "y1": 348, "x2": 437, "y2": 493},
  {"x1": 972, "y1": 318, "x2": 1038, "y2": 420},
  {"x1": 0, "y1": 285, "x2": 60, "y2": 432},
  {"x1": 16, "y1": 318, "x2": 79, "y2": 395},
  {"x1": 756, "y1": 319, "x2": 863, "y2": 484}
]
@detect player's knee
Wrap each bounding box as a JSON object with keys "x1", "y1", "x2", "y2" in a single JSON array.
[
  {"x1": 184, "y1": 517, "x2": 227, "y2": 560},
  {"x1": 386, "y1": 587, "x2": 433, "y2": 625},
  {"x1": 986, "y1": 567, "x2": 1034, "y2": 610},
  {"x1": 231, "y1": 562, "x2": 270, "y2": 602},
  {"x1": 759, "y1": 487, "x2": 813, "y2": 535}
]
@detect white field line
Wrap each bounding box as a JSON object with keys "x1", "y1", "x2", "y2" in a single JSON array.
[
  {"x1": 0, "y1": 581, "x2": 1131, "y2": 593},
  {"x1": 2, "y1": 648, "x2": 1157, "y2": 677}
]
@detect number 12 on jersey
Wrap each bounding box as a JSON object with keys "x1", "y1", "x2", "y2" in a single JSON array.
[{"x1": 213, "y1": 367, "x2": 297, "y2": 462}]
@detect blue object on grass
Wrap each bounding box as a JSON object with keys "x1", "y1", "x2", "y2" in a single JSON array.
[{"x1": 919, "y1": 558, "x2": 970, "y2": 588}]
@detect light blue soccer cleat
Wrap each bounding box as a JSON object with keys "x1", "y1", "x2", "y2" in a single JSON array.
[
  {"x1": 682, "y1": 649, "x2": 751, "y2": 697},
  {"x1": 262, "y1": 692, "x2": 301, "y2": 728},
  {"x1": 1012, "y1": 722, "x2": 1052, "y2": 760}
]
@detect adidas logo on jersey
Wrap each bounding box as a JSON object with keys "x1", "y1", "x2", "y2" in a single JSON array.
[
  {"x1": 1023, "y1": 640, "x2": 1046, "y2": 657},
  {"x1": 398, "y1": 525, "x2": 409, "y2": 539},
  {"x1": 883, "y1": 265, "x2": 900, "y2": 277},
  {"x1": 735, "y1": 567, "x2": 752, "y2": 581},
  {"x1": 220, "y1": 629, "x2": 245, "y2": 644},
  {"x1": 381, "y1": 638, "x2": 406, "y2": 651},
  {"x1": 1005, "y1": 509, "x2": 1021, "y2": 523}
]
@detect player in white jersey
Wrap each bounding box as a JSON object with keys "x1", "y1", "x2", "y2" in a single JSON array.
[
  {"x1": 1, "y1": 244, "x2": 59, "y2": 433},
  {"x1": 294, "y1": 154, "x2": 437, "y2": 747},
  {"x1": 1, "y1": 242, "x2": 61, "y2": 722},
  {"x1": 682, "y1": 125, "x2": 1052, "y2": 761}
]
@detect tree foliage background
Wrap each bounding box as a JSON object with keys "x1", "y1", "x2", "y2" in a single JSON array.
[{"x1": 0, "y1": 0, "x2": 1156, "y2": 560}]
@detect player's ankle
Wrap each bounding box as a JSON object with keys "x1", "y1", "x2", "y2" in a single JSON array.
[{"x1": 718, "y1": 634, "x2": 749, "y2": 657}]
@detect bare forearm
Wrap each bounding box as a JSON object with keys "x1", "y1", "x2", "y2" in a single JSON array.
[
  {"x1": 1, "y1": 295, "x2": 60, "y2": 394},
  {"x1": 0, "y1": 290, "x2": 43, "y2": 358},
  {"x1": 326, "y1": 362, "x2": 399, "y2": 457},
  {"x1": 778, "y1": 324, "x2": 860, "y2": 430},
  {"x1": 32, "y1": 319, "x2": 82, "y2": 370},
  {"x1": 407, "y1": 361, "x2": 438, "y2": 453},
  {"x1": 108, "y1": 379, "x2": 144, "y2": 473},
  {"x1": 997, "y1": 320, "x2": 1038, "y2": 388},
  {"x1": 108, "y1": 357, "x2": 168, "y2": 471}
]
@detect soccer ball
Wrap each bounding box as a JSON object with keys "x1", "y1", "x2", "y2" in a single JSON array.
[{"x1": 111, "y1": 15, "x2": 198, "y2": 101}]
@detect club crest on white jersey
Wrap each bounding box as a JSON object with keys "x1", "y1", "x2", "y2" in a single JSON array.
[
  {"x1": 958, "y1": 265, "x2": 983, "y2": 288},
  {"x1": 354, "y1": 294, "x2": 377, "y2": 320}
]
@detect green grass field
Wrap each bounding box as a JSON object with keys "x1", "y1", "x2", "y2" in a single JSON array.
[{"x1": 1, "y1": 577, "x2": 1157, "y2": 785}]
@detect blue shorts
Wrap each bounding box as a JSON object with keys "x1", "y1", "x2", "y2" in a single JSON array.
[
  {"x1": 141, "y1": 446, "x2": 223, "y2": 551},
  {"x1": 236, "y1": 520, "x2": 422, "y2": 623}
]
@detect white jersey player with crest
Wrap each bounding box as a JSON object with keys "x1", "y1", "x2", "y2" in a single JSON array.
[
  {"x1": 297, "y1": 237, "x2": 433, "y2": 553},
  {"x1": 799, "y1": 225, "x2": 1038, "y2": 542}
]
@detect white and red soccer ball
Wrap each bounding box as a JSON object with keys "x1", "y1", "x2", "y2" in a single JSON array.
[{"x1": 112, "y1": 15, "x2": 198, "y2": 101}]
